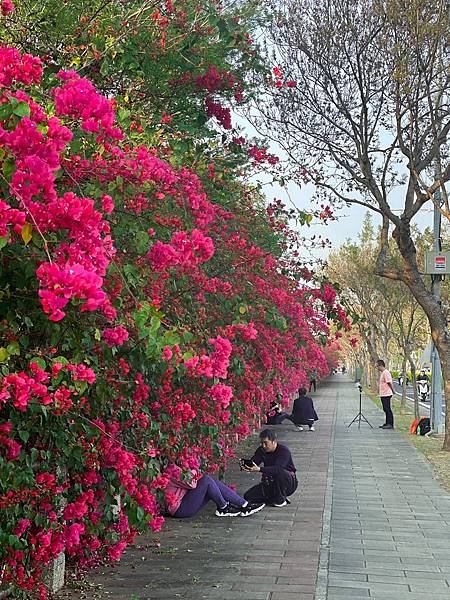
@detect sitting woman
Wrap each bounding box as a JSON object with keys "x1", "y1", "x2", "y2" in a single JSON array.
[
  {"x1": 164, "y1": 464, "x2": 265, "y2": 518},
  {"x1": 266, "y1": 395, "x2": 291, "y2": 425}
]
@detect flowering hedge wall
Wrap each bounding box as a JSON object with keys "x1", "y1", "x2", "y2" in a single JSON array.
[{"x1": 0, "y1": 1, "x2": 349, "y2": 597}]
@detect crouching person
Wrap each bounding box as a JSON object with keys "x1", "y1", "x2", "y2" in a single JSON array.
[
  {"x1": 290, "y1": 387, "x2": 319, "y2": 431},
  {"x1": 241, "y1": 430, "x2": 298, "y2": 507}
]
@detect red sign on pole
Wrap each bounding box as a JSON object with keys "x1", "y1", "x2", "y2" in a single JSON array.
[{"x1": 435, "y1": 256, "x2": 446, "y2": 270}]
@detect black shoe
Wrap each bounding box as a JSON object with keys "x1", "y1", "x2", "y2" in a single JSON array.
[
  {"x1": 380, "y1": 424, "x2": 394, "y2": 429},
  {"x1": 240, "y1": 502, "x2": 265, "y2": 517},
  {"x1": 379, "y1": 424, "x2": 387, "y2": 428},
  {"x1": 272, "y1": 500, "x2": 288, "y2": 507},
  {"x1": 215, "y1": 503, "x2": 241, "y2": 517}
]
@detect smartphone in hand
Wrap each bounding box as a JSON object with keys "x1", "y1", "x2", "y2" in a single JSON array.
[{"x1": 240, "y1": 458, "x2": 255, "y2": 469}]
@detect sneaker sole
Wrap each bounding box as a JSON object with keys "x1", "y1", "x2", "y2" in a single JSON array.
[
  {"x1": 240, "y1": 504, "x2": 265, "y2": 517},
  {"x1": 215, "y1": 511, "x2": 242, "y2": 517}
]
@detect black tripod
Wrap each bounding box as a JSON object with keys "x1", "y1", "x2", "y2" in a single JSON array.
[{"x1": 348, "y1": 383, "x2": 372, "y2": 429}]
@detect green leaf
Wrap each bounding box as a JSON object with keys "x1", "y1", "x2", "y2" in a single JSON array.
[
  {"x1": 7, "y1": 341, "x2": 20, "y2": 356},
  {"x1": 117, "y1": 108, "x2": 131, "y2": 121},
  {"x1": 8, "y1": 534, "x2": 20, "y2": 547},
  {"x1": 23, "y1": 316, "x2": 33, "y2": 328},
  {"x1": 162, "y1": 330, "x2": 180, "y2": 346},
  {"x1": 0, "y1": 102, "x2": 12, "y2": 120},
  {"x1": 21, "y1": 223, "x2": 33, "y2": 245},
  {"x1": 19, "y1": 335, "x2": 29, "y2": 349},
  {"x1": 74, "y1": 380, "x2": 88, "y2": 394},
  {"x1": 2, "y1": 157, "x2": 15, "y2": 179},
  {"x1": 149, "y1": 315, "x2": 161, "y2": 334},
  {"x1": 29, "y1": 357, "x2": 46, "y2": 369},
  {"x1": 18, "y1": 430, "x2": 29, "y2": 443},
  {"x1": 53, "y1": 356, "x2": 69, "y2": 365},
  {"x1": 135, "y1": 230, "x2": 150, "y2": 254},
  {"x1": 13, "y1": 102, "x2": 31, "y2": 118},
  {"x1": 0, "y1": 236, "x2": 8, "y2": 250}
]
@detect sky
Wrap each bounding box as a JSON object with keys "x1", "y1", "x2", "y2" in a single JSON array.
[{"x1": 240, "y1": 124, "x2": 437, "y2": 264}]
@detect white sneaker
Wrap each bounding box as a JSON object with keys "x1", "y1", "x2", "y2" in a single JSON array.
[
  {"x1": 296, "y1": 425, "x2": 304, "y2": 431},
  {"x1": 309, "y1": 426, "x2": 315, "y2": 431},
  {"x1": 273, "y1": 500, "x2": 287, "y2": 507}
]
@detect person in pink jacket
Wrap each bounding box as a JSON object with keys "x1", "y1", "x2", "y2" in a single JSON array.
[
  {"x1": 376, "y1": 359, "x2": 395, "y2": 429},
  {"x1": 164, "y1": 464, "x2": 264, "y2": 518}
]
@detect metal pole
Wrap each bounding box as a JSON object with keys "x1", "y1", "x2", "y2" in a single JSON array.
[{"x1": 430, "y1": 188, "x2": 444, "y2": 433}]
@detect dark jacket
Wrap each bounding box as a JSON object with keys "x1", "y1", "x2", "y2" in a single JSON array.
[
  {"x1": 250, "y1": 443, "x2": 296, "y2": 474},
  {"x1": 290, "y1": 394, "x2": 318, "y2": 425}
]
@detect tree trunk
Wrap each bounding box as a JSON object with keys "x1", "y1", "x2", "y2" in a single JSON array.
[
  {"x1": 362, "y1": 334, "x2": 379, "y2": 391},
  {"x1": 393, "y1": 224, "x2": 449, "y2": 449},
  {"x1": 400, "y1": 356, "x2": 407, "y2": 415},
  {"x1": 408, "y1": 354, "x2": 419, "y2": 420}
]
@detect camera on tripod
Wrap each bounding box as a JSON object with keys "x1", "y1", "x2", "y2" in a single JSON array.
[{"x1": 348, "y1": 380, "x2": 372, "y2": 429}]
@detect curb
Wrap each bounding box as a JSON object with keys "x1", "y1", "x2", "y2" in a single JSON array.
[{"x1": 314, "y1": 387, "x2": 337, "y2": 600}]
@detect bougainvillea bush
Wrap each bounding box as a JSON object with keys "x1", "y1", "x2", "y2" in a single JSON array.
[{"x1": 0, "y1": 2, "x2": 349, "y2": 598}]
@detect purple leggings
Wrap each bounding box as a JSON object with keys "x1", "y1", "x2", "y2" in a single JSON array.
[{"x1": 174, "y1": 475, "x2": 245, "y2": 518}]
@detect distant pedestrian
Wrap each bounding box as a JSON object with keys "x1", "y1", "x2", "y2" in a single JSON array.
[
  {"x1": 309, "y1": 368, "x2": 318, "y2": 392},
  {"x1": 289, "y1": 387, "x2": 318, "y2": 431},
  {"x1": 242, "y1": 430, "x2": 298, "y2": 507},
  {"x1": 376, "y1": 359, "x2": 394, "y2": 429}
]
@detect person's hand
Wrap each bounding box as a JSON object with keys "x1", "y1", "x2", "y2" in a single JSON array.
[{"x1": 243, "y1": 462, "x2": 260, "y2": 473}]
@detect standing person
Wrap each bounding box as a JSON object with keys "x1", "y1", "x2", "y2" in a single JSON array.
[
  {"x1": 376, "y1": 359, "x2": 394, "y2": 429},
  {"x1": 164, "y1": 465, "x2": 265, "y2": 518},
  {"x1": 309, "y1": 368, "x2": 318, "y2": 392},
  {"x1": 241, "y1": 430, "x2": 298, "y2": 507},
  {"x1": 290, "y1": 387, "x2": 318, "y2": 431}
]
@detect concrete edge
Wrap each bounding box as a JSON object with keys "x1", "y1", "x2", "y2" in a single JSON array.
[{"x1": 314, "y1": 388, "x2": 338, "y2": 600}]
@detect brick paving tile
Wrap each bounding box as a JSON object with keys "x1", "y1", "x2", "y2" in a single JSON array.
[{"x1": 320, "y1": 376, "x2": 450, "y2": 600}]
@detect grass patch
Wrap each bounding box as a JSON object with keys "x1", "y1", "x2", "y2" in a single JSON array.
[{"x1": 365, "y1": 389, "x2": 450, "y2": 493}]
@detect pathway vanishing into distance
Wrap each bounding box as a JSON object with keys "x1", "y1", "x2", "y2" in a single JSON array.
[
  {"x1": 323, "y1": 378, "x2": 450, "y2": 600},
  {"x1": 59, "y1": 376, "x2": 450, "y2": 600}
]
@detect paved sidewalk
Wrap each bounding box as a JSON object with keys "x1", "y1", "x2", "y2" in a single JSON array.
[
  {"x1": 60, "y1": 381, "x2": 336, "y2": 600},
  {"x1": 324, "y1": 377, "x2": 450, "y2": 600},
  {"x1": 59, "y1": 376, "x2": 450, "y2": 600}
]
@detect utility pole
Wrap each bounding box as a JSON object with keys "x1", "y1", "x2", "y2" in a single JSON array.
[{"x1": 430, "y1": 186, "x2": 444, "y2": 434}]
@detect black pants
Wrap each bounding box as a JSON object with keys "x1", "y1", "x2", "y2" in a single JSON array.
[
  {"x1": 381, "y1": 395, "x2": 394, "y2": 426},
  {"x1": 244, "y1": 468, "x2": 298, "y2": 505},
  {"x1": 309, "y1": 379, "x2": 317, "y2": 392}
]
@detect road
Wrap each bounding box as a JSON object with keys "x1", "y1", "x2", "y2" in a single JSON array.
[
  {"x1": 392, "y1": 381, "x2": 446, "y2": 417},
  {"x1": 392, "y1": 381, "x2": 429, "y2": 402}
]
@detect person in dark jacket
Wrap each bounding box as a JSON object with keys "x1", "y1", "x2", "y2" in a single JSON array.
[
  {"x1": 290, "y1": 387, "x2": 318, "y2": 431},
  {"x1": 241, "y1": 429, "x2": 298, "y2": 507}
]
